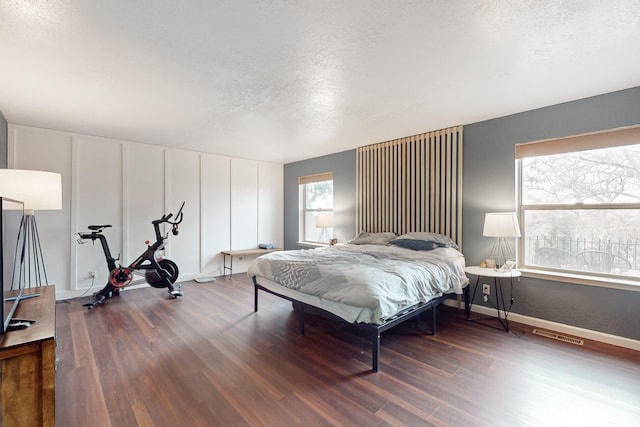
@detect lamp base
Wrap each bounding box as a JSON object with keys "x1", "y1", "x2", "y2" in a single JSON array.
[
  {"x1": 488, "y1": 237, "x2": 515, "y2": 269},
  {"x1": 20, "y1": 214, "x2": 49, "y2": 288},
  {"x1": 318, "y1": 228, "x2": 331, "y2": 244}
]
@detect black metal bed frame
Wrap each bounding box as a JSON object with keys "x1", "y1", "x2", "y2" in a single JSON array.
[{"x1": 252, "y1": 276, "x2": 468, "y2": 372}]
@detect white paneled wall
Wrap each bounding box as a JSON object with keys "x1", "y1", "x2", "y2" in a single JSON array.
[{"x1": 7, "y1": 124, "x2": 283, "y2": 300}]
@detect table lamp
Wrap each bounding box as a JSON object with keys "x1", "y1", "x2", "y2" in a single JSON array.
[
  {"x1": 316, "y1": 212, "x2": 333, "y2": 244},
  {"x1": 483, "y1": 212, "x2": 521, "y2": 268}
]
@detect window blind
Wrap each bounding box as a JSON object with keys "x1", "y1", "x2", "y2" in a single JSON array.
[
  {"x1": 298, "y1": 172, "x2": 333, "y2": 185},
  {"x1": 515, "y1": 125, "x2": 640, "y2": 159}
]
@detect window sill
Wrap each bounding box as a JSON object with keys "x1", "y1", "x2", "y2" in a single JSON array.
[{"x1": 519, "y1": 268, "x2": 640, "y2": 292}]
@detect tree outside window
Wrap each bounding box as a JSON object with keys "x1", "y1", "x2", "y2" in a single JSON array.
[{"x1": 519, "y1": 142, "x2": 640, "y2": 279}]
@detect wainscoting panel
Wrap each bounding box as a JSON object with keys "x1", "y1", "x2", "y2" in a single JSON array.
[
  {"x1": 201, "y1": 154, "x2": 231, "y2": 274},
  {"x1": 124, "y1": 143, "x2": 165, "y2": 268},
  {"x1": 75, "y1": 136, "x2": 124, "y2": 289},
  {"x1": 8, "y1": 126, "x2": 73, "y2": 290},
  {"x1": 258, "y1": 162, "x2": 284, "y2": 248},
  {"x1": 230, "y1": 158, "x2": 259, "y2": 251},
  {"x1": 166, "y1": 149, "x2": 201, "y2": 276}
]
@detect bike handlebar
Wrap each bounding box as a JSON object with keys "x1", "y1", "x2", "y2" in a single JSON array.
[
  {"x1": 153, "y1": 202, "x2": 185, "y2": 226},
  {"x1": 173, "y1": 201, "x2": 185, "y2": 224}
]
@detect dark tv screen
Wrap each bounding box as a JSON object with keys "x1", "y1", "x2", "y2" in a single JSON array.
[{"x1": 1, "y1": 197, "x2": 25, "y2": 334}]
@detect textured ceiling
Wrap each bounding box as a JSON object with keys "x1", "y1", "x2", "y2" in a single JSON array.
[{"x1": 1, "y1": 1, "x2": 639, "y2": 164}]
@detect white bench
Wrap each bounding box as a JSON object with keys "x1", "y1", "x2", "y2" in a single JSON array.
[{"x1": 221, "y1": 248, "x2": 281, "y2": 277}]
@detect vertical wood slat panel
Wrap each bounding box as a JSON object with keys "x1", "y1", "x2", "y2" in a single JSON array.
[
  {"x1": 356, "y1": 126, "x2": 463, "y2": 249},
  {"x1": 411, "y1": 135, "x2": 415, "y2": 234}
]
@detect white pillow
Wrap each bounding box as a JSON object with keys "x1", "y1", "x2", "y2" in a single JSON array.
[{"x1": 430, "y1": 247, "x2": 464, "y2": 258}]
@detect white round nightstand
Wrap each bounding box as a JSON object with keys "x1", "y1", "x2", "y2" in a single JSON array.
[
  {"x1": 464, "y1": 266, "x2": 521, "y2": 279},
  {"x1": 464, "y1": 266, "x2": 521, "y2": 332}
]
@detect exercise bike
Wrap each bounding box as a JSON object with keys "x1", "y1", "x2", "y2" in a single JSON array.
[{"x1": 77, "y1": 202, "x2": 185, "y2": 309}]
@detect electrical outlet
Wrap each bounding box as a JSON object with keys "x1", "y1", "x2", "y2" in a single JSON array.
[
  {"x1": 90, "y1": 270, "x2": 97, "y2": 278},
  {"x1": 482, "y1": 283, "x2": 491, "y2": 295}
]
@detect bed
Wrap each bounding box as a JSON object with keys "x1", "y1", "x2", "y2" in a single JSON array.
[{"x1": 248, "y1": 232, "x2": 469, "y2": 371}]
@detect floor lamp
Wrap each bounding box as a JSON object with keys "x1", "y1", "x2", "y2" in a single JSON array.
[{"x1": 0, "y1": 169, "x2": 62, "y2": 287}]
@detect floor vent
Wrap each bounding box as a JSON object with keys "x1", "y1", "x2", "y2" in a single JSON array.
[{"x1": 532, "y1": 329, "x2": 584, "y2": 346}]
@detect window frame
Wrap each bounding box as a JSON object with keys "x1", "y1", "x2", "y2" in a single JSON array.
[
  {"x1": 298, "y1": 172, "x2": 333, "y2": 245},
  {"x1": 516, "y1": 125, "x2": 640, "y2": 288}
]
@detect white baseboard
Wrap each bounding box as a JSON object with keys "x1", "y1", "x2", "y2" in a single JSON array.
[
  {"x1": 55, "y1": 273, "x2": 201, "y2": 301},
  {"x1": 443, "y1": 299, "x2": 640, "y2": 352},
  {"x1": 56, "y1": 281, "x2": 150, "y2": 301}
]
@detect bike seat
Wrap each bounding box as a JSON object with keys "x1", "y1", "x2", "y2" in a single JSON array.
[{"x1": 88, "y1": 224, "x2": 112, "y2": 231}]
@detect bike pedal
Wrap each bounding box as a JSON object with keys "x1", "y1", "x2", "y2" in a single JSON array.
[{"x1": 83, "y1": 298, "x2": 103, "y2": 309}]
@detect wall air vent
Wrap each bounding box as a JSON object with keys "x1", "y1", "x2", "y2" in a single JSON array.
[{"x1": 532, "y1": 329, "x2": 584, "y2": 346}]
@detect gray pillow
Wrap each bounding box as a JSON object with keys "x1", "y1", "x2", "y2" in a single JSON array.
[
  {"x1": 392, "y1": 232, "x2": 459, "y2": 249},
  {"x1": 389, "y1": 238, "x2": 443, "y2": 251},
  {"x1": 347, "y1": 232, "x2": 397, "y2": 245}
]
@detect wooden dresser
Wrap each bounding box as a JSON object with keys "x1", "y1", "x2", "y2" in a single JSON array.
[{"x1": 0, "y1": 285, "x2": 55, "y2": 427}]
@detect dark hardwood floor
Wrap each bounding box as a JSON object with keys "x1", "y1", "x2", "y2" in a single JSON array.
[{"x1": 55, "y1": 274, "x2": 640, "y2": 426}]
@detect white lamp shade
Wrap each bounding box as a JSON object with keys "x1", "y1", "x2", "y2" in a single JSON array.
[
  {"x1": 483, "y1": 212, "x2": 521, "y2": 238},
  {"x1": 0, "y1": 169, "x2": 62, "y2": 210},
  {"x1": 316, "y1": 212, "x2": 333, "y2": 228}
]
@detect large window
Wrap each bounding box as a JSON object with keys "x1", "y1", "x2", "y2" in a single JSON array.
[
  {"x1": 517, "y1": 126, "x2": 640, "y2": 280},
  {"x1": 299, "y1": 172, "x2": 333, "y2": 244}
]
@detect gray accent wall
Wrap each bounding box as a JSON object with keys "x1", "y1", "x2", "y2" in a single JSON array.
[
  {"x1": 284, "y1": 85, "x2": 640, "y2": 341},
  {"x1": 283, "y1": 149, "x2": 357, "y2": 249},
  {"x1": 464, "y1": 86, "x2": 640, "y2": 341},
  {"x1": 0, "y1": 110, "x2": 7, "y2": 168}
]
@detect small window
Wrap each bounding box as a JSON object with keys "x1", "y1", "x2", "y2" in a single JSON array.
[
  {"x1": 517, "y1": 126, "x2": 640, "y2": 280},
  {"x1": 299, "y1": 173, "x2": 333, "y2": 244}
]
